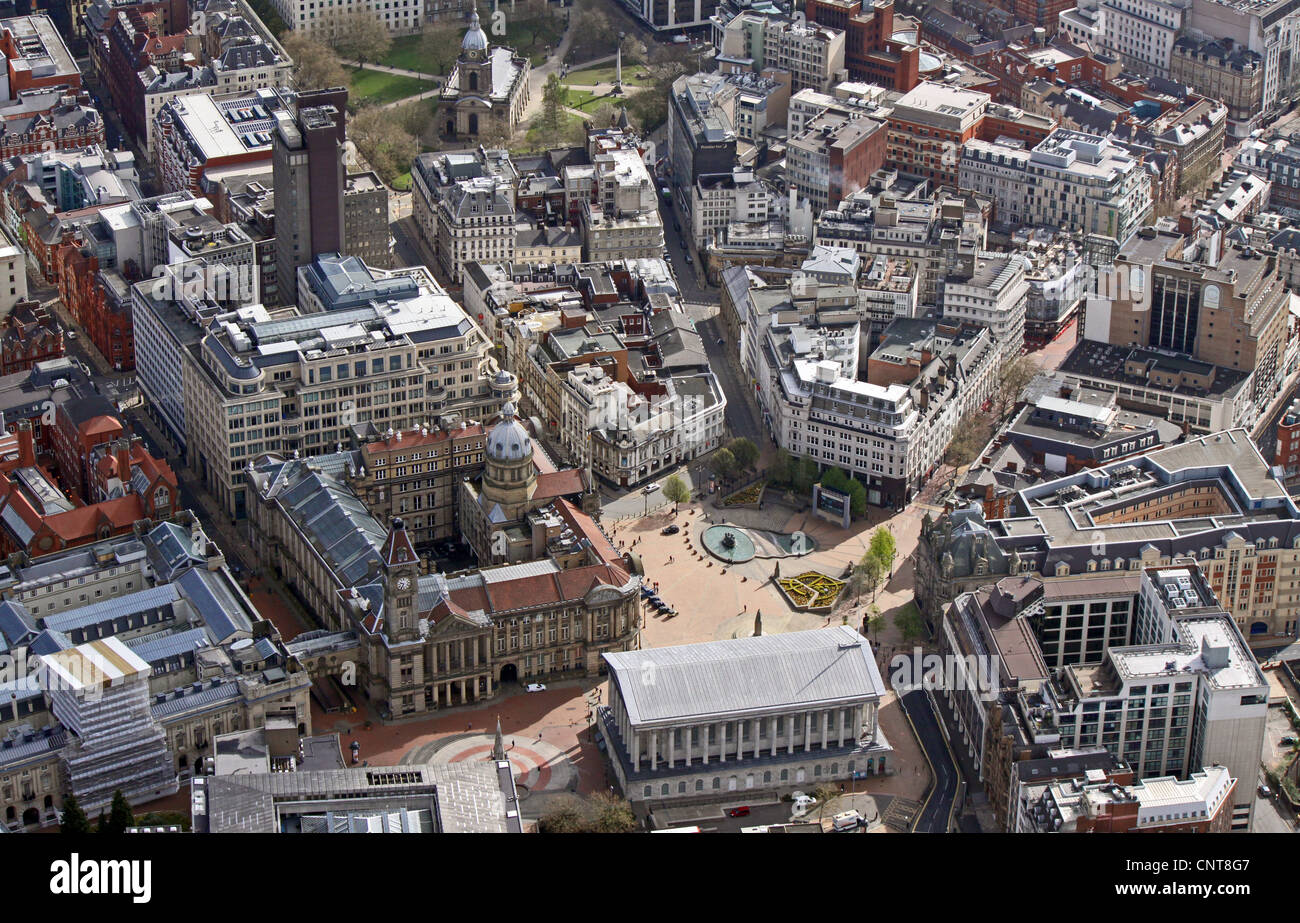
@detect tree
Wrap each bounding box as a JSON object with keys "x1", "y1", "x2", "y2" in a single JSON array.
[
  {"x1": 539, "y1": 72, "x2": 569, "y2": 145},
  {"x1": 418, "y1": 21, "x2": 464, "y2": 78},
  {"x1": 590, "y1": 102, "x2": 622, "y2": 130},
  {"x1": 769, "y1": 448, "x2": 793, "y2": 486},
  {"x1": 821, "y1": 466, "x2": 849, "y2": 494},
  {"x1": 477, "y1": 118, "x2": 515, "y2": 150},
  {"x1": 95, "y1": 813, "x2": 108, "y2": 834},
  {"x1": 395, "y1": 99, "x2": 441, "y2": 149},
  {"x1": 282, "y1": 33, "x2": 349, "y2": 92},
  {"x1": 511, "y1": 0, "x2": 558, "y2": 49},
  {"x1": 538, "y1": 795, "x2": 587, "y2": 833},
  {"x1": 328, "y1": 10, "x2": 393, "y2": 66},
  {"x1": 351, "y1": 105, "x2": 418, "y2": 185},
  {"x1": 869, "y1": 528, "x2": 897, "y2": 577},
  {"x1": 993, "y1": 353, "x2": 1039, "y2": 421},
  {"x1": 728, "y1": 437, "x2": 759, "y2": 472},
  {"x1": 623, "y1": 44, "x2": 692, "y2": 131},
  {"x1": 663, "y1": 474, "x2": 690, "y2": 510},
  {"x1": 711, "y1": 447, "x2": 737, "y2": 480},
  {"x1": 864, "y1": 603, "x2": 883, "y2": 641},
  {"x1": 792, "y1": 455, "x2": 820, "y2": 494},
  {"x1": 60, "y1": 796, "x2": 91, "y2": 834},
  {"x1": 845, "y1": 477, "x2": 867, "y2": 518},
  {"x1": 855, "y1": 553, "x2": 885, "y2": 602},
  {"x1": 895, "y1": 604, "x2": 927, "y2": 643},
  {"x1": 105, "y1": 790, "x2": 134, "y2": 834},
  {"x1": 944, "y1": 414, "x2": 988, "y2": 470},
  {"x1": 587, "y1": 792, "x2": 638, "y2": 833}
]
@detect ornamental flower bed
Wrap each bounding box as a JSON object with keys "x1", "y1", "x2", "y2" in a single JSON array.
[
  {"x1": 723, "y1": 481, "x2": 766, "y2": 507},
  {"x1": 777, "y1": 571, "x2": 845, "y2": 611}
]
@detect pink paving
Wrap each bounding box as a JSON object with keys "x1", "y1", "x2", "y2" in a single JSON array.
[{"x1": 446, "y1": 743, "x2": 554, "y2": 790}]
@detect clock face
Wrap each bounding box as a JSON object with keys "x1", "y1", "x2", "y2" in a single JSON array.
[{"x1": 396, "y1": 577, "x2": 410, "y2": 591}]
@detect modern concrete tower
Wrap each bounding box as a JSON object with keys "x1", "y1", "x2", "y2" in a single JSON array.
[{"x1": 272, "y1": 90, "x2": 347, "y2": 306}]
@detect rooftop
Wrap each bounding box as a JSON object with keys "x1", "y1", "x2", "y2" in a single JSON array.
[{"x1": 605, "y1": 626, "x2": 885, "y2": 726}]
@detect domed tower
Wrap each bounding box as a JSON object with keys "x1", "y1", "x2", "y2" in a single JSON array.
[
  {"x1": 481, "y1": 403, "x2": 537, "y2": 518},
  {"x1": 458, "y1": 11, "x2": 491, "y2": 95},
  {"x1": 489, "y1": 368, "x2": 520, "y2": 409}
]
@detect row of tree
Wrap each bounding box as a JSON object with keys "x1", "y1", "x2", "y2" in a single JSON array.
[
  {"x1": 58, "y1": 791, "x2": 135, "y2": 834},
  {"x1": 538, "y1": 791, "x2": 638, "y2": 833},
  {"x1": 942, "y1": 353, "x2": 1040, "y2": 470},
  {"x1": 848, "y1": 528, "x2": 897, "y2": 606}
]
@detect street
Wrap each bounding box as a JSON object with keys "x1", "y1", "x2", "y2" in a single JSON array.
[{"x1": 900, "y1": 688, "x2": 960, "y2": 833}]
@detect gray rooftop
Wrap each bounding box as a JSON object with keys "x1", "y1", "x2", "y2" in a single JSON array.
[{"x1": 605, "y1": 626, "x2": 885, "y2": 726}]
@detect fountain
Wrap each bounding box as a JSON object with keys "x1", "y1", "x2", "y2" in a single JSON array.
[{"x1": 702, "y1": 525, "x2": 756, "y2": 563}]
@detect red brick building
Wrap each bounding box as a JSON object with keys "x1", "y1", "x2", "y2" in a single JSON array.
[
  {"x1": 807, "y1": 0, "x2": 921, "y2": 91},
  {"x1": 0, "y1": 91, "x2": 104, "y2": 158},
  {"x1": 0, "y1": 302, "x2": 63, "y2": 375},
  {"x1": 0, "y1": 15, "x2": 82, "y2": 100},
  {"x1": 99, "y1": 6, "x2": 193, "y2": 145},
  {"x1": 52, "y1": 393, "x2": 125, "y2": 503},
  {"x1": 1276, "y1": 398, "x2": 1300, "y2": 480}
]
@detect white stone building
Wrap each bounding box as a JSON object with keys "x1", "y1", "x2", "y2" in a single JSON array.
[
  {"x1": 597, "y1": 627, "x2": 893, "y2": 808},
  {"x1": 941, "y1": 252, "x2": 1030, "y2": 361},
  {"x1": 959, "y1": 130, "x2": 1153, "y2": 249}
]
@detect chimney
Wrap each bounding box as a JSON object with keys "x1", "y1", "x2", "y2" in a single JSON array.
[
  {"x1": 115, "y1": 438, "x2": 132, "y2": 480},
  {"x1": 16, "y1": 420, "x2": 34, "y2": 468}
]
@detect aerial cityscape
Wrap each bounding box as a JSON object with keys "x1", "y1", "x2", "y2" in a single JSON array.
[{"x1": 0, "y1": 0, "x2": 1294, "y2": 865}]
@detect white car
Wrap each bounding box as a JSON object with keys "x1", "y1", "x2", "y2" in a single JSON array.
[
  {"x1": 525, "y1": 683, "x2": 547, "y2": 693},
  {"x1": 643, "y1": 482, "x2": 661, "y2": 494}
]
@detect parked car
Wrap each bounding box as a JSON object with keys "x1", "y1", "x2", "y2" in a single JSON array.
[
  {"x1": 525, "y1": 683, "x2": 547, "y2": 693},
  {"x1": 661, "y1": 524, "x2": 680, "y2": 535},
  {"x1": 1259, "y1": 783, "x2": 1272, "y2": 798},
  {"x1": 684, "y1": 252, "x2": 693, "y2": 264},
  {"x1": 643, "y1": 482, "x2": 661, "y2": 494},
  {"x1": 1282, "y1": 736, "x2": 1297, "y2": 746},
  {"x1": 727, "y1": 806, "x2": 750, "y2": 817}
]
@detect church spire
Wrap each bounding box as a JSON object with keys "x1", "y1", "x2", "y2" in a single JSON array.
[{"x1": 492, "y1": 717, "x2": 506, "y2": 761}]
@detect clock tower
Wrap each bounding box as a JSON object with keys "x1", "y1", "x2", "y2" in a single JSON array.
[{"x1": 381, "y1": 517, "x2": 421, "y2": 643}]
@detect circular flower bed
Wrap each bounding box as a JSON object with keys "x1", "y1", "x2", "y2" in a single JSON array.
[{"x1": 777, "y1": 571, "x2": 845, "y2": 611}]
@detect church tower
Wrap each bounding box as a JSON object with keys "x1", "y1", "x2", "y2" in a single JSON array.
[
  {"x1": 381, "y1": 517, "x2": 421, "y2": 643},
  {"x1": 452, "y1": 10, "x2": 493, "y2": 138}
]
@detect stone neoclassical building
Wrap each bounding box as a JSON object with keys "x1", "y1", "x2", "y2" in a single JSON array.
[
  {"x1": 248, "y1": 408, "x2": 639, "y2": 718},
  {"x1": 597, "y1": 626, "x2": 893, "y2": 810},
  {"x1": 439, "y1": 11, "x2": 531, "y2": 141}
]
